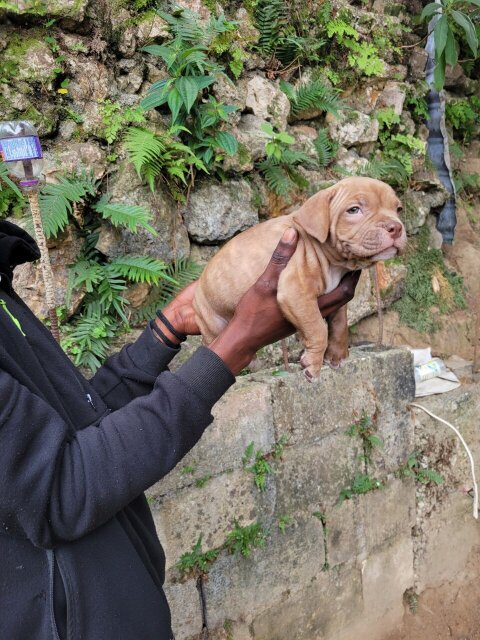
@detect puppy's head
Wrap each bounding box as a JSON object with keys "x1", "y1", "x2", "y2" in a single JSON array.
[{"x1": 293, "y1": 177, "x2": 407, "y2": 264}]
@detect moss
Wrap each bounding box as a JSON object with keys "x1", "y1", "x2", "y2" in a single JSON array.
[{"x1": 393, "y1": 226, "x2": 466, "y2": 333}]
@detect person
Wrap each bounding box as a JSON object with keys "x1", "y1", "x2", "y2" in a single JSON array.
[{"x1": 0, "y1": 219, "x2": 360, "y2": 640}]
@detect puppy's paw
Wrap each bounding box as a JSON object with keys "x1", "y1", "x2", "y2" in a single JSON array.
[
  {"x1": 303, "y1": 365, "x2": 322, "y2": 382},
  {"x1": 323, "y1": 345, "x2": 349, "y2": 370}
]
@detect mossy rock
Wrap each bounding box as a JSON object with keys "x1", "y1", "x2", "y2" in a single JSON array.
[
  {"x1": 2, "y1": 0, "x2": 88, "y2": 20},
  {"x1": 1, "y1": 32, "x2": 55, "y2": 85}
]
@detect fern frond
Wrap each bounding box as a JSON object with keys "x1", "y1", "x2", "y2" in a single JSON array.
[
  {"x1": 124, "y1": 127, "x2": 167, "y2": 184},
  {"x1": 282, "y1": 79, "x2": 341, "y2": 117},
  {"x1": 314, "y1": 129, "x2": 337, "y2": 167},
  {"x1": 0, "y1": 161, "x2": 22, "y2": 198},
  {"x1": 255, "y1": 0, "x2": 286, "y2": 55},
  {"x1": 108, "y1": 255, "x2": 177, "y2": 285},
  {"x1": 260, "y1": 162, "x2": 292, "y2": 198},
  {"x1": 61, "y1": 313, "x2": 118, "y2": 372},
  {"x1": 130, "y1": 258, "x2": 203, "y2": 324},
  {"x1": 38, "y1": 175, "x2": 97, "y2": 238},
  {"x1": 94, "y1": 199, "x2": 156, "y2": 235}
]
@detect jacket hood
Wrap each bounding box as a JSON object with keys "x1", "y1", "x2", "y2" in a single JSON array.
[{"x1": 0, "y1": 219, "x2": 40, "y2": 281}]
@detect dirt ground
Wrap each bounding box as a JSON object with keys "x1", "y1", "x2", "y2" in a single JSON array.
[{"x1": 384, "y1": 547, "x2": 480, "y2": 640}]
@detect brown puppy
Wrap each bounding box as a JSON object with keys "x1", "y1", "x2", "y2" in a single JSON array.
[{"x1": 193, "y1": 176, "x2": 406, "y2": 380}]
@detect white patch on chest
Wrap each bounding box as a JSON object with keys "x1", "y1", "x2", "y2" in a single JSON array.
[{"x1": 324, "y1": 265, "x2": 348, "y2": 294}]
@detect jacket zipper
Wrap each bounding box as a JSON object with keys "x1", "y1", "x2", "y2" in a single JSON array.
[
  {"x1": 0, "y1": 298, "x2": 25, "y2": 336},
  {"x1": 47, "y1": 550, "x2": 62, "y2": 640}
]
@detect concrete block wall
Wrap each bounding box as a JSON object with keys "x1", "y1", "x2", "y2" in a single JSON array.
[{"x1": 146, "y1": 347, "x2": 479, "y2": 640}]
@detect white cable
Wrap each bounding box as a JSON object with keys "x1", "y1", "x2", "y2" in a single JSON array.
[{"x1": 409, "y1": 403, "x2": 478, "y2": 520}]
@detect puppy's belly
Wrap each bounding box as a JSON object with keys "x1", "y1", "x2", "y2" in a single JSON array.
[{"x1": 324, "y1": 265, "x2": 348, "y2": 294}]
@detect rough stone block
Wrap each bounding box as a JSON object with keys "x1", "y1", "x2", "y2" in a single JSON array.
[
  {"x1": 150, "y1": 379, "x2": 275, "y2": 496},
  {"x1": 270, "y1": 355, "x2": 378, "y2": 446},
  {"x1": 164, "y1": 579, "x2": 203, "y2": 640},
  {"x1": 274, "y1": 436, "x2": 359, "y2": 514},
  {"x1": 202, "y1": 521, "x2": 326, "y2": 628},
  {"x1": 251, "y1": 562, "x2": 363, "y2": 640},
  {"x1": 152, "y1": 469, "x2": 272, "y2": 570},
  {"x1": 325, "y1": 499, "x2": 357, "y2": 567},
  {"x1": 354, "y1": 478, "x2": 416, "y2": 555}
]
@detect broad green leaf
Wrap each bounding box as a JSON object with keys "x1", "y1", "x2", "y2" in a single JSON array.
[
  {"x1": 260, "y1": 122, "x2": 275, "y2": 135},
  {"x1": 463, "y1": 0, "x2": 480, "y2": 7},
  {"x1": 167, "y1": 87, "x2": 183, "y2": 124},
  {"x1": 451, "y1": 10, "x2": 478, "y2": 56},
  {"x1": 444, "y1": 28, "x2": 458, "y2": 67},
  {"x1": 420, "y1": 2, "x2": 440, "y2": 20},
  {"x1": 214, "y1": 131, "x2": 238, "y2": 155},
  {"x1": 276, "y1": 132, "x2": 295, "y2": 144},
  {"x1": 175, "y1": 76, "x2": 200, "y2": 113},
  {"x1": 434, "y1": 15, "x2": 448, "y2": 59},
  {"x1": 141, "y1": 45, "x2": 176, "y2": 68},
  {"x1": 140, "y1": 81, "x2": 172, "y2": 111},
  {"x1": 191, "y1": 75, "x2": 215, "y2": 91}
]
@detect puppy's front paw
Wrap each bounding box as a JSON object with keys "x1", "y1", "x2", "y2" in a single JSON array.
[{"x1": 300, "y1": 351, "x2": 323, "y2": 382}]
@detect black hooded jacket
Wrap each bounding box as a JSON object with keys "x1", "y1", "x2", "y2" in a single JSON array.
[{"x1": 0, "y1": 220, "x2": 234, "y2": 640}]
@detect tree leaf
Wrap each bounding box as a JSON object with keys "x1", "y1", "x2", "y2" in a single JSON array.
[
  {"x1": 451, "y1": 10, "x2": 478, "y2": 56},
  {"x1": 444, "y1": 28, "x2": 458, "y2": 67},
  {"x1": 420, "y1": 2, "x2": 440, "y2": 21},
  {"x1": 213, "y1": 131, "x2": 238, "y2": 155},
  {"x1": 175, "y1": 76, "x2": 200, "y2": 114},
  {"x1": 167, "y1": 87, "x2": 183, "y2": 124},
  {"x1": 434, "y1": 15, "x2": 448, "y2": 59}
]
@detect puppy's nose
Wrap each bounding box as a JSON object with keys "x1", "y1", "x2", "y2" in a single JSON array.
[{"x1": 383, "y1": 220, "x2": 403, "y2": 239}]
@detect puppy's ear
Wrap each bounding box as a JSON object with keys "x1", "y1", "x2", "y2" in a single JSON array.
[{"x1": 293, "y1": 187, "x2": 334, "y2": 243}]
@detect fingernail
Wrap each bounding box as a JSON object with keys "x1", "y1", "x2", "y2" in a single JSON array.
[{"x1": 283, "y1": 228, "x2": 296, "y2": 244}]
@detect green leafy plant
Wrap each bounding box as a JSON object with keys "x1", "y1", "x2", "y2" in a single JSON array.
[
  {"x1": 445, "y1": 96, "x2": 480, "y2": 142},
  {"x1": 257, "y1": 122, "x2": 316, "y2": 199},
  {"x1": 195, "y1": 474, "x2": 212, "y2": 488},
  {"x1": 124, "y1": 125, "x2": 206, "y2": 198},
  {"x1": 396, "y1": 452, "x2": 445, "y2": 486},
  {"x1": 176, "y1": 535, "x2": 220, "y2": 578},
  {"x1": 253, "y1": 0, "x2": 326, "y2": 68},
  {"x1": 99, "y1": 100, "x2": 145, "y2": 144},
  {"x1": 140, "y1": 8, "x2": 238, "y2": 173},
  {"x1": 325, "y1": 16, "x2": 385, "y2": 77},
  {"x1": 394, "y1": 226, "x2": 466, "y2": 333},
  {"x1": 338, "y1": 473, "x2": 384, "y2": 503},
  {"x1": 313, "y1": 128, "x2": 338, "y2": 168},
  {"x1": 224, "y1": 521, "x2": 268, "y2": 557},
  {"x1": 278, "y1": 514, "x2": 294, "y2": 534},
  {"x1": 0, "y1": 162, "x2": 25, "y2": 218},
  {"x1": 346, "y1": 411, "x2": 383, "y2": 472},
  {"x1": 242, "y1": 435, "x2": 288, "y2": 491},
  {"x1": 280, "y1": 78, "x2": 341, "y2": 118},
  {"x1": 420, "y1": 0, "x2": 480, "y2": 90}
]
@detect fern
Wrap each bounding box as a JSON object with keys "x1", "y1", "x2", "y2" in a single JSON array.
[
  {"x1": 124, "y1": 127, "x2": 167, "y2": 192},
  {"x1": 93, "y1": 197, "x2": 157, "y2": 235},
  {"x1": 37, "y1": 175, "x2": 97, "y2": 238},
  {"x1": 255, "y1": 0, "x2": 287, "y2": 56},
  {"x1": 61, "y1": 313, "x2": 118, "y2": 372},
  {"x1": 314, "y1": 128, "x2": 337, "y2": 167},
  {"x1": 108, "y1": 255, "x2": 176, "y2": 285},
  {"x1": 280, "y1": 79, "x2": 341, "y2": 117},
  {"x1": 0, "y1": 161, "x2": 22, "y2": 198},
  {"x1": 131, "y1": 257, "x2": 202, "y2": 325}
]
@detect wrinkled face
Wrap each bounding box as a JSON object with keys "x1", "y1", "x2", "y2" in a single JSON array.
[{"x1": 330, "y1": 177, "x2": 407, "y2": 262}]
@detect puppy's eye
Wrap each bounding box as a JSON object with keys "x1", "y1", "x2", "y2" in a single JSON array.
[
  {"x1": 347, "y1": 206, "x2": 361, "y2": 215},
  {"x1": 397, "y1": 206, "x2": 403, "y2": 214}
]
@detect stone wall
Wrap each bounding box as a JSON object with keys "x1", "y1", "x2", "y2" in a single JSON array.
[{"x1": 146, "y1": 347, "x2": 480, "y2": 640}]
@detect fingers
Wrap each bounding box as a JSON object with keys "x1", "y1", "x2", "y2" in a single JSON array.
[{"x1": 260, "y1": 228, "x2": 298, "y2": 283}]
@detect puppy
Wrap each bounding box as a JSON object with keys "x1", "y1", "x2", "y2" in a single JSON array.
[{"x1": 193, "y1": 177, "x2": 406, "y2": 380}]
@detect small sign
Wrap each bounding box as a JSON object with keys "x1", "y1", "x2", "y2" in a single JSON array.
[{"x1": 0, "y1": 136, "x2": 43, "y2": 162}]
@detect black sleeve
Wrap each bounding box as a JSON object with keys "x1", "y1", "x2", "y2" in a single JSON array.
[
  {"x1": 89, "y1": 325, "x2": 181, "y2": 410},
  {"x1": 0, "y1": 347, "x2": 234, "y2": 549}
]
